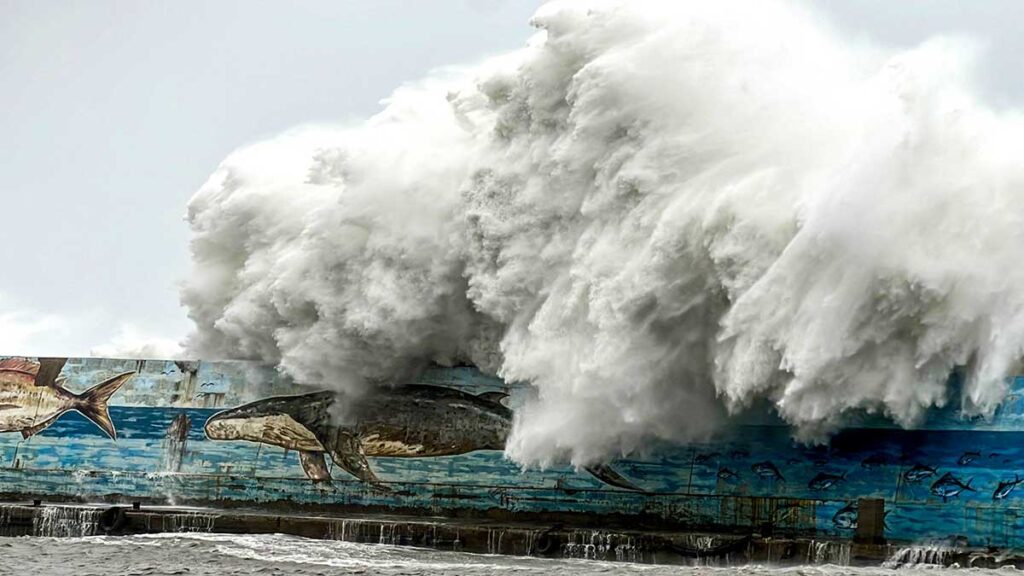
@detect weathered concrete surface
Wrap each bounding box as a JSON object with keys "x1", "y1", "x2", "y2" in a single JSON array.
[
  {"x1": 0, "y1": 479, "x2": 840, "y2": 537},
  {"x1": 0, "y1": 501, "x2": 1006, "y2": 568},
  {"x1": 855, "y1": 498, "x2": 886, "y2": 545}
]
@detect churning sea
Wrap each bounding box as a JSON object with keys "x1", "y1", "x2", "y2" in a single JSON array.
[{"x1": 0, "y1": 533, "x2": 994, "y2": 576}]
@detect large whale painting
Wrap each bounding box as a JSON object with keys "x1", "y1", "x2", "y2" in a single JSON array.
[{"x1": 203, "y1": 384, "x2": 644, "y2": 491}]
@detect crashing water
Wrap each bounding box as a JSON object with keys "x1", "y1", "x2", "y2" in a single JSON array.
[
  {"x1": 156, "y1": 511, "x2": 217, "y2": 533},
  {"x1": 183, "y1": 0, "x2": 1024, "y2": 470},
  {"x1": 807, "y1": 540, "x2": 852, "y2": 566},
  {"x1": 0, "y1": 533, "x2": 999, "y2": 576},
  {"x1": 562, "y1": 530, "x2": 642, "y2": 562},
  {"x1": 0, "y1": 507, "x2": 1008, "y2": 573},
  {"x1": 31, "y1": 507, "x2": 103, "y2": 538},
  {"x1": 883, "y1": 544, "x2": 955, "y2": 568}
]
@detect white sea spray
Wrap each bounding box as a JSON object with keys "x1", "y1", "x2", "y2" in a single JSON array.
[{"x1": 183, "y1": 0, "x2": 1024, "y2": 468}]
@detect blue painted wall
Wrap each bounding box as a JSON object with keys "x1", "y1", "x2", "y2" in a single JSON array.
[{"x1": 1, "y1": 356, "x2": 1022, "y2": 547}]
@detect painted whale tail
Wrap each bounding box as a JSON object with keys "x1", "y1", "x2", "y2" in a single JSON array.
[
  {"x1": 584, "y1": 464, "x2": 646, "y2": 493},
  {"x1": 74, "y1": 371, "x2": 135, "y2": 440}
]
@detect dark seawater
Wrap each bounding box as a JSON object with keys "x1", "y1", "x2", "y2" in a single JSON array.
[{"x1": 0, "y1": 534, "x2": 993, "y2": 576}]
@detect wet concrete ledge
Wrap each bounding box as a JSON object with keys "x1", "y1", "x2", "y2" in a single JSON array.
[{"x1": 2, "y1": 500, "x2": 1015, "y2": 568}]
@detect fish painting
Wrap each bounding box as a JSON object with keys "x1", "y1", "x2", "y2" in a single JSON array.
[
  {"x1": 930, "y1": 472, "x2": 974, "y2": 502},
  {"x1": 717, "y1": 467, "x2": 739, "y2": 481},
  {"x1": 993, "y1": 475, "x2": 1024, "y2": 501},
  {"x1": 808, "y1": 471, "x2": 846, "y2": 491},
  {"x1": 751, "y1": 461, "x2": 784, "y2": 481},
  {"x1": 903, "y1": 464, "x2": 938, "y2": 483},
  {"x1": 0, "y1": 358, "x2": 134, "y2": 440},
  {"x1": 957, "y1": 451, "x2": 981, "y2": 466},
  {"x1": 204, "y1": 386, "x2": 645, "y2": 492},
  {"x1": 832, "y1": 501, "x2": 890, "y2": 530},
  {"x1": 832, "y1": 502, "x2": 858, "y2": 530}
]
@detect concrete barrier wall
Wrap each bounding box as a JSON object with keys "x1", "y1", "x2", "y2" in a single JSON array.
[{"x1": 0, "y1": 356, "x2": 1022, "y2": 547}]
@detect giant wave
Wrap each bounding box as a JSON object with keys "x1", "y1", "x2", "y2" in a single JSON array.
[{"x1": 182, "y1": 0, "x2": 1024, "y2": 469}]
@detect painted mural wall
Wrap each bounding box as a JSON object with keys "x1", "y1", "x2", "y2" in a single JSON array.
[{"x1": 0, "y1": 356, "x2": 1023, "y2": 548}]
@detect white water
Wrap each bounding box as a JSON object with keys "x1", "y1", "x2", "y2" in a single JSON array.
[
  {"x1": 0, "y1": 532, "x2": 1009, "y2": 575},
  {"x1": 884, "y1": 543, "x2": 959, "y2": 569},
  {"x1": 31, "y1": 506, "x2": 102, "y2": 538},
  {"x1": 183, "y1": 0, "x2": 1024, "y2": 468},
  {"x1": 808, "y1": 540, "x2": 852, "y2": 566}
]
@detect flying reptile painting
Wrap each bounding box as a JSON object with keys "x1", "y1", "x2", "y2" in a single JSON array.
[
  {"x1": 0, "y1": 357, "x2": 134, "y2": 439},
  {"x1": 204, "y1": 385, "x2": 645, "y2": 492}
]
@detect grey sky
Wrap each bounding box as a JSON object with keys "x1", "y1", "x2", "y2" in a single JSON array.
[{"x1": 0, "y1": 0, "x2": 1021, "y2": 357}]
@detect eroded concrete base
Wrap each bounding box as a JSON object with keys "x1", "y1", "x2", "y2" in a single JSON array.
[{"x1": 0, "y1": 501, "x2": 1014, "y2": 568}]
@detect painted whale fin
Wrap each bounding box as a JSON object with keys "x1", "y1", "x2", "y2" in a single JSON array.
[
  {"x1": 286, "y1": 391, "x2": 337, "y2": 429},
  {"x1": 477, "y1": 391, "x2": 509, "y2": 405},
  {"x1": 74, "y1": 371, "x2": 135, "y2": 440},
  {"x1": 298, "y1": 451, "x2": 332, "y2": 483},
  {"x1": 965, "y1": 478, "x2": 975, "y2": 491},
  {"x1": 584, "y1": 463, "x2": 646, "y2": 493},
  {"x1": 314, "y1": 427, "x2": 390, "y2": 491}
]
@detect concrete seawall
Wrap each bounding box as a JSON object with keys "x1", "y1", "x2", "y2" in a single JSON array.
[
  {"x1": 0, "y1": 502, "x2": 869, "y2": 566},
  {"x1": 2, "y1": 356, "x2": 1024, "y2": 558},
  {"x1": 1, "y1": 501, "x2": 1018, "y2": 569}
]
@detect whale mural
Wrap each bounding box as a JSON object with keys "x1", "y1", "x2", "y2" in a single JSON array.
[
  {"x1": 203, "y1": 386, "x2": 645, "y2": 491},
  {"x1": 2, "y1": 355, "x2": 1024, "y2": 548}
]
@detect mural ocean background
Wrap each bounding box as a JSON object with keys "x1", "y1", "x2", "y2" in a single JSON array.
[{"x1": 5, "y1": 355, "x2": 1024, "y2": 557}]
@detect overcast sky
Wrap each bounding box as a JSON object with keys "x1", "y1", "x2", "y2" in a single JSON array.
[{"x1": 1, "y1": 0, "x2": 1022, "y2": 358}]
